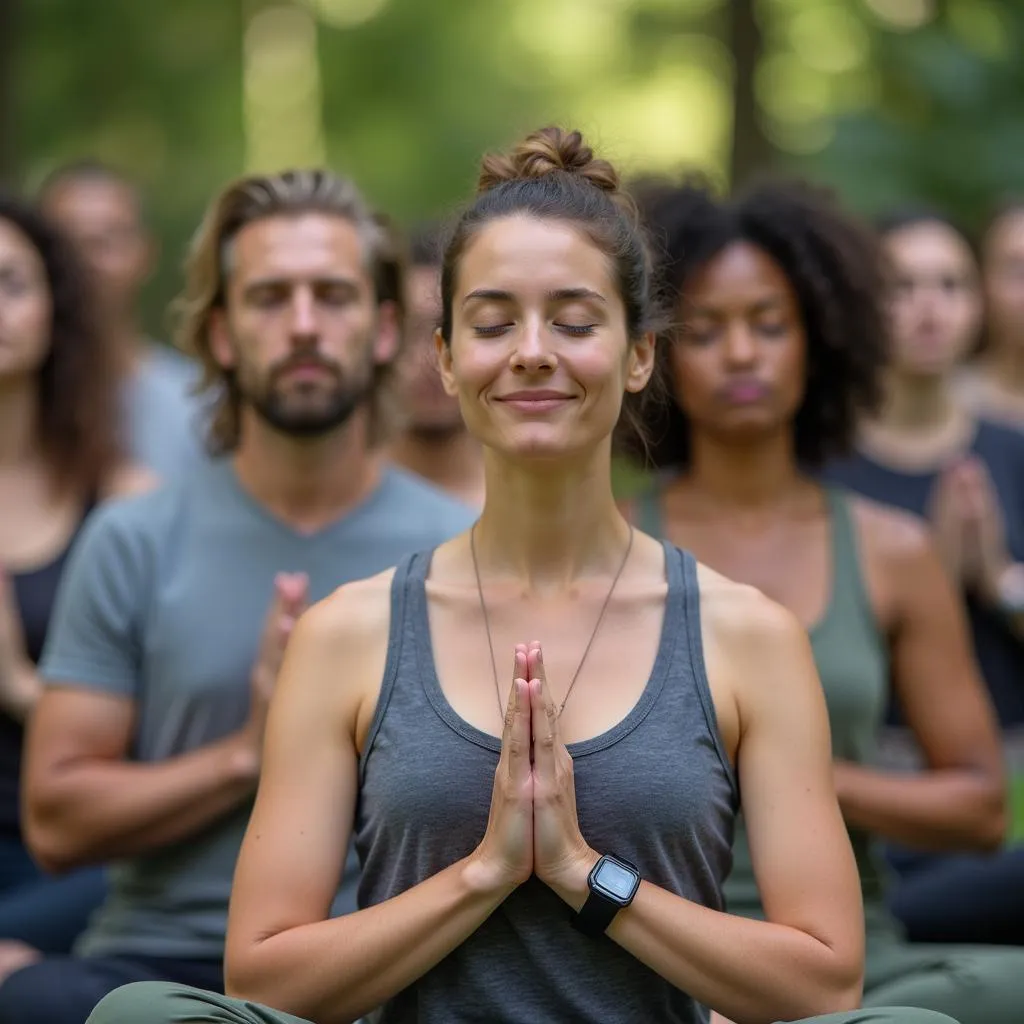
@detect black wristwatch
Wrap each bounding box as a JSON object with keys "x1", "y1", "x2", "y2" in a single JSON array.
[{"x1": 573, "y1": 854, "x2": 641, "y2": 937}]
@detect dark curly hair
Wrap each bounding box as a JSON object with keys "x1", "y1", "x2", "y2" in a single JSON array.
[
  {"x1": 628, "y1": 175, "x2": 888, "y2": 470},
  {"x1": 0, "y1": 192, "x2": 120, "y2": 495}
]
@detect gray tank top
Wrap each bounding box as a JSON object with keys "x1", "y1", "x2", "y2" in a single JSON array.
[{"x1": 354, "y1": 542, "x2": 738, "y2": 1024}]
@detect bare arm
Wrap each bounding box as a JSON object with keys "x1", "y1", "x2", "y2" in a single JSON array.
[
  {"x1": 23, "y1": 689, "x2": 259, "y2": 872},
  {"x1": 546, "y1": 580, "x2": 863, "y2": 1024},
  {"x1": 225, "y1": 576, "x2": 529, "y2": 1024},
  {"x1": 833, "y1": 505, "x2": 1006, "y2": 851}
]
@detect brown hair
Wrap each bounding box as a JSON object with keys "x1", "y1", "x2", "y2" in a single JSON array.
[
  {"x1": 0, "y1": 192, "x2": 120, "y2": 496},
  {"x1": 172, "y1": 169, "x2": 405, "y2": 454},
  {"x1": 439, "y1": 127, "x2": 664, "y2": 451}
]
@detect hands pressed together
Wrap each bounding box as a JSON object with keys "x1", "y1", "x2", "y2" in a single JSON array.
[
  {"x1": 473, "y1": 642, "x2": 597, "y2": 902},
  {"x1": 929, "y1": 456, "x2": 1013, "y2": 603}
]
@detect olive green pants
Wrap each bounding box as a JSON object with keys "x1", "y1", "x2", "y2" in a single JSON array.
[{"x1": 86, "y1": 981, "x2": 958, "y2": 1024}]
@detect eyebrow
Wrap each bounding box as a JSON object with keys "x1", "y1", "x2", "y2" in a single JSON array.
[
  {"x1": 688, "y1": 297, "x2": 786, "y2": 316},
  {"x1": 242, "y1": 274, "x2": 360, "y2": 293},
  {"x1": 462, "y1": 287, "x2": 606, "y2": 306}
]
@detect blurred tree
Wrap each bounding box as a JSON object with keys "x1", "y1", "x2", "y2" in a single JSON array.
[
  {"x1": 729, "y1": 0, "x2": 773, "y2": 186},
  {"x1": 795, "y1": 0, "x2": 1024, "y2": 231},
  {"x1": 0, "y1": 0, "x2": 20, "y2": 180}
]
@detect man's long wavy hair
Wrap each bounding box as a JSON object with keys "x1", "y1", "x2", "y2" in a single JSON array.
[{"x1": 172, "y1": 169, "x2": 405, "y2": 455}]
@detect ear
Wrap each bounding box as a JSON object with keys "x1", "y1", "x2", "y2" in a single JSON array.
[
  {"x1": 624, "y1": 331, "x2": 657, "y2": 394},
  {"x1": 208, "y1": 309, "x2": 236, "y2": 371},
  {"x1": 435, "y1": 328, "x2": 459, "y2": 397},
  {"x1": 373, "y1": 300, "x2": 401, "y2": 366}
]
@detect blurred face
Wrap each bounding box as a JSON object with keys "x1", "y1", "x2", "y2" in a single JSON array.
[
  {"x1": 437, "y1": 215, "x2": 653, "y2": 462},
  {"x1": 670, "y1": 241, "x2": 806, "y2": 446},
  {"x1": 41, "y1": 178, "x2": 152, "y2": 315},
  {"x1": 884, "y1": 221, "x2": 981, "y2": 378},
  {"x1": 0, "y1": 218, "x2": 52, "y2": 381},
  {"x1": 210, "y1": 213, "x2": 397, "y2": 439},
  {"x1": 983, "y1": 209, "x2": 1024, "y2": 350},
  {"x1": 394, "y1": 262, "x2": 464, "y2": 437}
]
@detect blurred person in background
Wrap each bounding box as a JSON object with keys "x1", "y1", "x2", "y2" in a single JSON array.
[
  {"x1": 0, "y1": 169, "x2": 474, "y2": 1024},
  {"x1": 632, "y1": 179, "x2": 1023, "y2": 1024},
  {"x1": 387, "y1": 220, "x2": 484, "y2": 506},
  {"x1": 38, "y1": 161, "x2": 206, "y2": 480},
  {"x1": 0, "y1": 195, "x2": 153, "y2": 976},
  {"x1": 956, "y1": 200, "x2": 1024, "y2": 425},
  {"x1": 824, "y1": 209, "x2": 1024, "y2": 947}
]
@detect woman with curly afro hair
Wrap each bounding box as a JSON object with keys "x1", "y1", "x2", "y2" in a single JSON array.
[{"x1": 629, "y1": 177, "x2": 1024, "y2": 1024}]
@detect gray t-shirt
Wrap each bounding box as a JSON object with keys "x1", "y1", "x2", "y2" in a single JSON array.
[
  {"x1": 123, "y1": 342, "x2": 207, "y2": 480},
  {"x1": 39, "y1": 459, "x2": 476, "y2": 960}
]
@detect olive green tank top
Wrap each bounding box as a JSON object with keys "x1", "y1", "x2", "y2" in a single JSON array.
[{"x1": 634, "y1": 483, "x2": 900, "y2": 936}]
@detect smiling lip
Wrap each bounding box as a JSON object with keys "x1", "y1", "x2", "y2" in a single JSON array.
[{"x1": 497, "y1": 390, "x2": 574, "y2": 412}]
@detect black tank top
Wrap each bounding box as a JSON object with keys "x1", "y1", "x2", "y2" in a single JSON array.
[
  {"x1": 354, "y1": 543, "x2": 737, "y2": 1023},
  {"x1": 0, "y1": 502, "x2": 95, "y2": 840}
]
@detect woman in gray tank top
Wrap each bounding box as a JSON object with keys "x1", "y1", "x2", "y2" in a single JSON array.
[{"x1": 87, "y1": 131, "x2": 955, "y2": 1024}]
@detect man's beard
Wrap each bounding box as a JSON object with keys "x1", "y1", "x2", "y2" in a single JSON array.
[{"x1": 240, "y1": 350, "x2": 374, "y2": 439}]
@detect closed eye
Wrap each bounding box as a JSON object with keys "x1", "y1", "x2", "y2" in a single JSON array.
[
  {"x1": 557, "y1": 324, "x2": 597, "y2": 336},
  {"x1": 473, "y1": 324, "x2": 513, "y2": 337}
]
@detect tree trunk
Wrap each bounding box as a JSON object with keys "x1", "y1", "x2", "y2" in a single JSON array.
[
  {"x1": 0, "y1": 0, "x2": 19, "y2": 181},
  {"x1": 729, "y1": 0, "x2": 773, "y2": 187}
]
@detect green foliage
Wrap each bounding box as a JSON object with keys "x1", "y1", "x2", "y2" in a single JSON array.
[{"x1": 796, "y1": 2, "x2": 1024, "y2": 233}]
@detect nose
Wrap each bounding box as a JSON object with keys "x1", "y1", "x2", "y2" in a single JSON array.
[
  {"x1": 288, "y1": 286, "x2": 318, "y2": 340},
  {"x1": 510, "y1": 316, "x2": 556, "y2": 373},
  {"x1": 722, "y1": 321, "x2": 757, "y2": 367}
]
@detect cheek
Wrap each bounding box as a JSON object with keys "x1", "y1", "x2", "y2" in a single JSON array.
[
  {"x1": 668, "y1": 346, "x2": 713, "y2": 415},
  {"x1": 13, "y1": 293, "x2": 52, "y2": 357}
]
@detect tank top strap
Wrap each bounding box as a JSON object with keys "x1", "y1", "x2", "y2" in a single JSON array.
[
  {"x1": 673, "y1": 543, "x2": 739, "y2": 802},
  {"x1": 820, "y1": 484, "x2": 876, "y2": 630},
  {"x1": 357, "y1": 549, "x2": 430, "y2": 783}
]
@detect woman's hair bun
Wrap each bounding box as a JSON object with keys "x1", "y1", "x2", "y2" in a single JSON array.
[{"x1": 477, "y1": 126, "x2": 620, "y2": 197}]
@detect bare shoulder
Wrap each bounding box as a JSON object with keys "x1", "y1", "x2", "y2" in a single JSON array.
[
  {"x1": 695, "y1": 563, "x2": 818, "y2": 752},
  {"x1": 696, "y1": 561, "x2": 804, "y2": 652},
  {"x1": 293, "y1": 567, "x2": 397, "y2": 660},
  {"x1": 279, "y1": 568, "x2": 398, "y2": 745},
  {"x1": 101, "y1": 462, "x2": 160, "y2": 500},
  {"x1": 848, "y1": 493, "x2": 931, "y2": 571}
]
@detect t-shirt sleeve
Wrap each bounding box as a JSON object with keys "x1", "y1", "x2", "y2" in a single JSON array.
[{"x1": 39, "y1": 500, "x2": 152, "y2": 699}]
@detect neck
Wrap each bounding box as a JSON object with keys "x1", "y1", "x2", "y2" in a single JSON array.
[
  {"x1": 472, "y1": 442, "x2": 629, "y2": 589},
  {"x1": 686, "y1": 431, "x2": 804, "y2": 509},
  {"x1": 232, "y1": 407, "x2": 381, "y2": 532},
  {"x1": 0, "y1": 377, "x2": 42, "y2": 468},
  {"x1": 389, "y1": 428, "x2": 485, "y2": 504},
  {"x1": 877, "y1": 371, "x2": 956, "y2": 431},
  {"x1": 985, "y1": 339, "x2": 1024, "y2": 394},
  {"x1": 102, "y1": 310, "x2": 144, "y2": 374}
]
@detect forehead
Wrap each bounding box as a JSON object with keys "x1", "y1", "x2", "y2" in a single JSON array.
[
  {"x1": 44, "y1": 179, "x2": 140, "y2": 228},
  {"x1": 457, "y1": 215, "x2": 616, "y2": 298},
  {"x1": 886, "y1": 222, "x2": 974, "y2": 272},
  {"x1": 686, "y1": 241, "x2": 794, "y2": 302},
  {"x1": 407, "y1": 264, "x2": 440, "y2": 308},
  {"x1": 229, "y1": 213, "x2": 368, "y2": 284},
  {"x1": 0, "y1": 219, "x2": 43, "y2": 270},
  {"x1": 986, "y1": 211, "x2": 1024, "y2": 260}
]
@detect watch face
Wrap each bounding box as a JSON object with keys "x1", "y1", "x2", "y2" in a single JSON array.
[{"x1": 593, "y1": 858, "x2": 639, "y2": 901}]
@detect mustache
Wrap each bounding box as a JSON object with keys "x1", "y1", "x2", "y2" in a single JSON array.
[{"x1": 269, "y1": 351, "x2": 343, "y2": 382}]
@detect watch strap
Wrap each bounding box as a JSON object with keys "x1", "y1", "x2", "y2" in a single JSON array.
[{"x1": 574, "y1": 889, "x2": 623, "y2": 937}]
